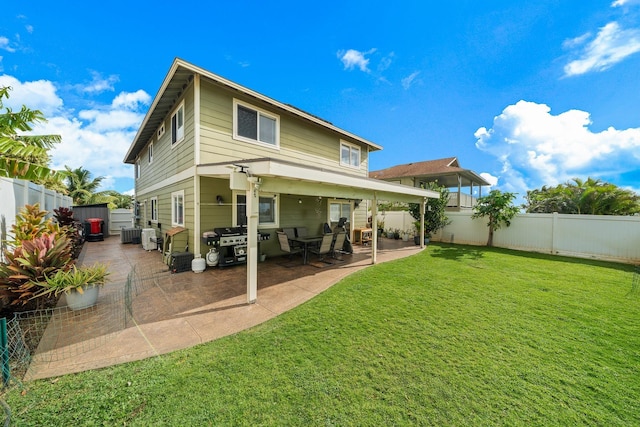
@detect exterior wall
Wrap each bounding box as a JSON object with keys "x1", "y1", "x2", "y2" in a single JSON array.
[
  {"x1": 198, "y1": 80, "x2": 369, "y2": 176},
  {"x1": 136, "y1": 85, "x2": 195, "y2": 192},
  {"x1": 137, "y1": 177, "x2": 194, "y2": 252},
  {"x1": 381, "y1": 210, "x2": 640, "y2": 264}
]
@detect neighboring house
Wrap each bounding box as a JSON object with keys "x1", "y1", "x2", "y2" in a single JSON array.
[
  {"x1": 124, "y1": 58, "x2": 437, "y2": 302},
  {"x1": 369, "y1": 157, "x2": 490, "y2": 210}
]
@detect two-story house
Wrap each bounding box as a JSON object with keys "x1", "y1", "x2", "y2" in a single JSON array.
[
  {"x1": 370, "y1": 157, "x2": 490, "y2": 210},
  {"x1": 124, "y1": 58, "x2": 437, "y2": 303}
]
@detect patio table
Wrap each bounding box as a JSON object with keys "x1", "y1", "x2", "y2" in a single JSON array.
[{"x1": 291, "y1": 235, "x2": 324, "y2": 264}]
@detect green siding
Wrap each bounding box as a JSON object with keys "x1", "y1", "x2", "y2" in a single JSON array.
[
  {"x1": 136, "y1": 85, "x2": 196, "y2": 192},
  {"x1": 198, "y1": 81, "x2": 369, "y2": 176}
]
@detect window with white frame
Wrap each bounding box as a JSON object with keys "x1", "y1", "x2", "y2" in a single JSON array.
[
  {"x1": 340, "y1": 141, "x2": 361, "y2": 168},
  {"x1": 171, "y1": 191, "x2": 184, "y2": 226},
  {"x1": 233, "y1": 99, "x2": 279, "y2": 147},
  {"x1": 171, "y1": 102, "x2": 185, "y2": 145},
  {"x1": 148, "y1": 142, "x2": 153, "y2": 164},
  {"x1": 157, "y1": 122, "x2": 165, "y2": 139},
  {"x1": 233, "y1": 191, "x2": 279, "y2": 228},
  {"x1": 135, "y1": 160, "x2": 140, "y2": 179},
  {"x1": 150, "y1": 197, "x2": 158, "y2": 223}
]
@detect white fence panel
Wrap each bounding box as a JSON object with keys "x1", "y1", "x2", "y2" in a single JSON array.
[
  {"x1": 377, "y1": 210, "x2": 640, "y2": 264},
  {"x1": 0, "y1": 177, "x2": 73, "y2": 240},
  {"x1": 109, "y1": 209, "x2": 134, "y2": 235}
]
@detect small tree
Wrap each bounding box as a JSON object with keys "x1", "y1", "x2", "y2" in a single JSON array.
[
  {"x1": 471, "y1": 190, "x2": 519, "y2": 247},
  {"x1": 408, "y1": 182, "x2": 451, "y2": 238}
]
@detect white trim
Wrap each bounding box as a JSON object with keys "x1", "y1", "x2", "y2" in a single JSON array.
[
  {"x1": 232, "y1": 190, "x2": 280, "y2": 228},
  {"x1": 171, "y1": 190, "x2": 185, "y2": 227},
  {"x1": 340, "y1": 140, "x2": 361, "y2": 169},
  {"x1": 148, "y1": 141, "x2": 153, "y2": 164},
  {"x1": 171, "y1": 101, "x2": 185, "y2": 147},
  {"x1": 150, "y1": 196, "x2": 158, "y2": 223},
  {"x1": 194, "y1": 74, "x2": 201, "y2": 165},
  {"x1": 232, "y1": 98, "x2": 280, "y2": 149}
]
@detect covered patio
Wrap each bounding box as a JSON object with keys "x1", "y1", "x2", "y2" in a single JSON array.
[{"x1": 25, "y1": 234, "x2": 423, "y2": 380}]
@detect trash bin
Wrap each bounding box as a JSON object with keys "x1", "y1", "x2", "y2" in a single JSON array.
[{"x1": 85, "y1": 218, "x2": 104, "y2": 242}]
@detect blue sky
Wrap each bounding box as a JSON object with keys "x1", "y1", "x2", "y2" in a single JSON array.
[{"x1": 1, "y1": 1, "x2": 640, "y2": 202}]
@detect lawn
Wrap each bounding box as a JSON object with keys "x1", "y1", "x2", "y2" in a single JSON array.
[{"x1": 5, "y1": 244, "x2": 640, "y2": 425}]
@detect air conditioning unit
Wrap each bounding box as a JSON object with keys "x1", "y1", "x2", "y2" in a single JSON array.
[{"x1": 141, "y1": 228, "x2": 156, "y2": 251}]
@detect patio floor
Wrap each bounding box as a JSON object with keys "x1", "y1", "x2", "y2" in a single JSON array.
[{"x1": 25, "y1": 235, "x2": 423, "y2": 380}]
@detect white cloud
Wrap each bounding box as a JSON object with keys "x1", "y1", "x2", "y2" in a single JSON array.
[
  {"x1": 337, "y1": 48, "x2": 376, "y2": 72},
  {"x1": 112, "y1": 90, "x2": 151, "y2": 110},
  {"x1": 564, "y1": 22, "x2": 640, "y2": 76},
  {"x1": 401, "y1": 71, "x2": 420, "y2": 90},
  {"x1": 4, "y1": 74, "x2": 150, "y2": 190},
  {"x1": 611, "y1": 0, "x2": 640, "y2": 6},
  {"x1": 480, "y1": 173, "x2": 498, "y2": 187},
  {"x1": 0, "y1": 36, "x2": 15, "y2": 53},
  {"x1": 79, "y1": 70, "x2": 119, "y2": 94},
  {"x1": 475, "y1": 100, "x2": 640, "y2": 197},
  {"x1": 0, "y1": 74, "x2": 63, "y2": 115}
]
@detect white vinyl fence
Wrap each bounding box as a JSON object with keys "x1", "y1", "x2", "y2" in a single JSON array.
[
  {"x1": 378, "y1": 210, "x2": 640, "y2": 264},
  {"x1": 0, "y1": 177, "x2": 73, "y2": 232}
]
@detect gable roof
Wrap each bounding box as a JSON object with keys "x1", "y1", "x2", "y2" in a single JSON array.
[
  {"x1": 124, "y1": 58, "x2": 382, "y2": 164},
  {"x1": 369, "y1": 157, "x2": 490, "y2": 187}
]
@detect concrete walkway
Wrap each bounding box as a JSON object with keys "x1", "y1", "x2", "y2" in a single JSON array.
[{"x1": 26, "y1": 236, "x2": 423, "y2": 379}]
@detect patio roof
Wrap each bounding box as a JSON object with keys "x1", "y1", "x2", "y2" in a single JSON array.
[{"x1": 198, "y1": 158, "x2": 439, "y2": 204}]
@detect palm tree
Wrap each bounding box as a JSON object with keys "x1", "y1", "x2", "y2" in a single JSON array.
[
  {"x1": 0, "y1": 86, "x2": 62, "y2": 181},
  {"x1": 64, "y1": 166, "x2": 105, "y2": 205}
]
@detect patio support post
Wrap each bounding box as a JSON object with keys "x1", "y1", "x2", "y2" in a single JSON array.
[
  {"x1": 420, "y1": 198, "x2": 426, "y2": 248},
  {"x1": 246, "y1": 177, "x2": 260, "y2": 304},
  {"x1": 457, "y1": 174, "x2": 462, "y2": 209},
  {"x1": 371, "y1": 193, "x2": 378, "y2": 264}
]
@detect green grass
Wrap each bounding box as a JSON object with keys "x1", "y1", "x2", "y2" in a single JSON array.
[{"x1": 5, "y1": 244, "x2": 640, "y2": 425}]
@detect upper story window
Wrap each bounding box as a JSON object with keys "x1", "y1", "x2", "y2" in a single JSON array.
[
  {"x1": 233, "y1": 99, "x2": 279, "y2": 148},
  {"x1": 148, "y1": 142, "x2": 153, "y2": 164},
  {"x1": 171, "y1": 102, "x2": 185, "y2": 146},
  {"x1": 340, "y1": 141, "x2": 361, "y2": 169},
  {"x1": 171, "y1": 190, "x2": 184, "y2": 227},
  {"x1": 157, "y1": 122, "x2": 165, "y2": 139},
  {"x1": 135, "y1": 159, "x2": 140, "y2": 179}
]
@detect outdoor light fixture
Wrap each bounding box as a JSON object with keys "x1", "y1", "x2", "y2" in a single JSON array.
[
  {"x1": 216, "y1": 195, "x2": 223, "y2": 205},
  {"x1": 298, "y1": 198, "x2": 303, "y2": 204}
]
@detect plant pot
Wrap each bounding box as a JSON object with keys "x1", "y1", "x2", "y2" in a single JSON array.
[
  {"x1": 65, "y1": 285, "x2": 99, "y2": 310},
  {"x1": 414, "y1": 236, "x2": 430, "y2": 246},
  {"x1": 402, "y1": 233, "x2": 409, "y2": 242},
  {"x1": 260, "y1": 254, "x2": 267, "y2": 262}
]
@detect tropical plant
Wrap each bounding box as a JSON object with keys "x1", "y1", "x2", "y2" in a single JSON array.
[
  {"x1": 5, "y1": 203, "x2": 59, "y2": 249},
  {"x1": 525, "y1": 177, "x2": 640, "y2": 215},
  {"x1": 53, "y1": 207, "x2": 84, "y2": 258},
  {"x1": 0, "y1": 232, "x2": 73, "y2": 308},
  {"x1": 408, "y1": 182, "x2": 451, "y2": 237},
  {"x1": 472, "y1": 190, "x2": 520, "y2": 247},
  {"x1": 0, "y1": 86, "x2": 62, "y2": 182},
  {"x1": 34, "y1": 263, "x2": 109, "y2": 298},
  {"x1": 64, "y1": 166, "x2": 105, "y2": 205}
]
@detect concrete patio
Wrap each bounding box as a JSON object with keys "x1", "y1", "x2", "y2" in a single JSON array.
[{"x1": 25, "y1": 235, "x2": 423, "y2": 380}]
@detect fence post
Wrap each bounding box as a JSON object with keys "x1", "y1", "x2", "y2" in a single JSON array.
[{"x1": 0, "y1": 317, "x2": 9, "y2": 387}]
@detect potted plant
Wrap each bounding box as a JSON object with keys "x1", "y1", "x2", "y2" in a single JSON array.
[{"x1": 35, "y1": 263, "x2": 110, "y2": 310}]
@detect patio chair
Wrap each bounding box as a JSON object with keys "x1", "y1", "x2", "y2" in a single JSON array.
[
  {"x1": 277, "y1": 231, "x2": 303, "y2": 260},
  {"x1": 308, "y1": 233, "x2": 334, "y2": 265},
  {"x1": 331, "y1": 231, "x2": 347, "y2": 260},
  {"x1": 295, "y1": 226, "x2": 308, "y2": 238},
  {"x1": 281, "y1": 227, "x2": 302, "y2": 248}
]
